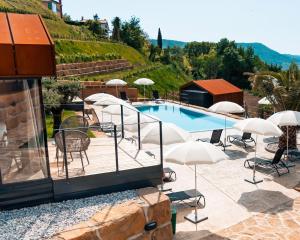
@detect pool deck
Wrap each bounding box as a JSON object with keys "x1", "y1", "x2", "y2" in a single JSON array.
[{"x1": 53, "y1": 102, "x2": 300, "y2": 239}]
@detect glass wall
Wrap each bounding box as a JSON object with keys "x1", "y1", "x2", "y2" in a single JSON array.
[{"x1": 0, "y1": 79, "x2": 48, "y2": 184}]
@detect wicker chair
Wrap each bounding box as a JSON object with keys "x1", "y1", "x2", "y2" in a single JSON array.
[
  {"x1": 55, "y1": 130, "x2": 90, "y2": 172},
  {"x1": 60, "y1": 115, "x2": 89, "y2": 133}
]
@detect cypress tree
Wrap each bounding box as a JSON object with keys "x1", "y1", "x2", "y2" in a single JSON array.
[{"x1": 157, "y1": 28, "x2": 163, "y2": 49}]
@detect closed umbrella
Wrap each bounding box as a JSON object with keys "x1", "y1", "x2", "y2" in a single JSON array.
[
  {"x1": 134, "y1": 78, "x2": 154, "y2": 100},
  {"x1": 106, "y1": 79, "x2": 127, "y2": 97},
  {"x1": 234, "y1": 118, "x2": 283, "y2": 184},
  {"x1": 165, "y1": 141, "x2": 228, "y2": 223},
  {"x1": 209, "y1": 101, "x2": 245, "y2": 149},
  {"x1": 85, "y1": 93, "x2": 116, "y2": 102},
  {"x1": 124, "y1": 114, "x2": 159, "y2": 132},
  {"x1": 141, "y1": 122, "x2": 190, "y2": 145},
  {"x1": 267, "y1": 111, "x2": 300, "y2": 158}
]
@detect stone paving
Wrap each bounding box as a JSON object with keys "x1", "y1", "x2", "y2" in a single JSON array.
[{"x1": 201, "y1": 197, "x2": 300, "y2": 240}]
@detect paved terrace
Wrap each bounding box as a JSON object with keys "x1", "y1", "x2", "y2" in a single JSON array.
[{"x1": 48, "y1": 103, "x2": 300, "y2": 239}]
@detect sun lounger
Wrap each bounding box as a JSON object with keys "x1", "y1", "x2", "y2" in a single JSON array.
[
  {"x1": 196, "y1": 129, "x2": 225, "y2": 150},
  {"x1": 152, "y1": 90, "x2": 164, "y2": 103},
  {"x1": 166, "y1": 189, "x2": 206, "y2": 207},
  {"x1": 227, "y1": 132, "x2": 256, "y2": 148},
  {"x1": 119, "y1": 91, "x2": 131, "y2": 103},
  {"x1": 244, "y1": 148, "x2": 290, "y2": 176}
]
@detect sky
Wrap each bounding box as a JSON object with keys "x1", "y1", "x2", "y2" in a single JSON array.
[{"x1": 62, "y1": 0, "x2": 300, "y2": 55}]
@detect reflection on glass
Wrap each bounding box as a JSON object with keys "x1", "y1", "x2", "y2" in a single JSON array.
[{"x1": 0, "y1": 79, "x2": 48, "y2": 184}]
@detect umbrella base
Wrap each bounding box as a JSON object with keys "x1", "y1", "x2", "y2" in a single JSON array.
[
  {"x1": 184, "y1": 212, "x2": 208, "y2": 224},
  {"x1": 244, "y1": 178, "x2": 263, "y2": 184}
]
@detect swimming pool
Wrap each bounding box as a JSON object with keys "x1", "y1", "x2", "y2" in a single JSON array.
[{"x1": 136, "y1": 104, "x2": 235, "y2": 132}]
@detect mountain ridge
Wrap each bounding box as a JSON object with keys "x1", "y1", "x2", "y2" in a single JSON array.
[{"x1": 150, "y1": 39, "x2": 300, "y2": 69}]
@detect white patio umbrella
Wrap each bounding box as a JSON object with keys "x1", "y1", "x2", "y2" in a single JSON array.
[
  {"x1": 106, "y1": 79, "x2": 127, "y2": 97},
  {"x1": 165, "y1": 141, "x2": 228, "y2": 224},
  {"x1": 134, "y1": 78, "x2": 154, "y2": 100},
  {"x1": 141, "y1": 122, "x2": 190, "y2": 145},
  {"x1": 85, "y1": 93, "x2": 116, "y2": 102},
  {"x1": 124, "y1": 114, "x2": 159, "y2": 132},
  {"x1": 93, "y1": 97, "x2": 126, "y2": 106},
  {"x1": 102, "y1": 104, "x2": 137, "y2": 116},
  {"x1": 267, "y1": 111, "x2": 300, "y2": 158},
  {"x1": 234, "y1": 118, "x2": 283, "y2": 184},
  {"x1": 209, "y1": 101, "x2": 245, "y2": 149}
]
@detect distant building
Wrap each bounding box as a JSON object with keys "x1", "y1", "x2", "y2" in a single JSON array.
[
  {"x1": 80, "y1": 17, "x2": 110, "y2": 32},
  {"x1": 42, "y1": 0, "x2": 63, "y2": 18},
  {"x1": 180, "y1": 79, "x2": 244, "y2": 108}
]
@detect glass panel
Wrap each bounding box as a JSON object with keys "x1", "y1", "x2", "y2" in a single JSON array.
[{"x1": 0, "y1": 79, "x2": 48, "y2": 184}]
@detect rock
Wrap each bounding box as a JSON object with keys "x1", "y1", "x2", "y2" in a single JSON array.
[
  {"x1": 91, "y1": 201, "x2": 146, "y2": 240},
  {"x1": 138, "y1": 187, "x2": 171, "y2": 225}
]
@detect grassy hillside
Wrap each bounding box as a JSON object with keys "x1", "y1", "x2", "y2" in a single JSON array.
[
  {"x1": 75, "y1": 64, "x2": 190, "y2": 95},
  {"x1": 0, "y1": 0, "x2": 94, "y2": 40},
  {"x1": 55, "y1": 39, "x2": 149, "y2": 65}
]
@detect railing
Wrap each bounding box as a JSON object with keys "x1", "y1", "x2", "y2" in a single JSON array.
[{"x1": 46, "y1": 103, "x2": 163, "y2": 181}]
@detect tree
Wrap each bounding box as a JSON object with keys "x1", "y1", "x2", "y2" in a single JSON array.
[
  {"x1": 249, "y1": 62, "x2": 300, "y2": 111},
  {"x1": 157, "y1": 28, "x2": 163, "y2": 49},
  {"x1": 248, "y1": 62, "x2": 300, "y2": 149},
  {"x1": 120, "y1": 17, "x2": 147, "y2": 51},
  {"x1": 93, "y1": 14, "x2": 99, "y2": 21},
  {"x1": 42, "y1": 79, "x2": 81, "y2": 137},
  {"x1": 86, "y1": 20, "x2": 107, "y2": 39},
  {"x1": 149, "y1": 44, "x2": 158, "y2": 62},
  {"x1": 63, "y1": 13, "x2": 72, "y2": 22},
  {"x1": 111, "y1": 17, "x2": 121, "y2": 41}
]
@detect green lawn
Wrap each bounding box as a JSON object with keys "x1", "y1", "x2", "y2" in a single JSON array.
[
  {"x1": 46, "y1": 110, "x2": 95, "y2": 138},
  {"x1": 55, "y1": 39, "x2": 148, "y2": 65}
]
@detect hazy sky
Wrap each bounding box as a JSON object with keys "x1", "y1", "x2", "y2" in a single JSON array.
[{"x1": 63, "y1": 0, "x2": 300, "y2": 54}]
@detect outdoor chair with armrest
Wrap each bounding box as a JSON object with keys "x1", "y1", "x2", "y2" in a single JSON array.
[
  {"x1": 227, "y1": 132, "x2": 256, "y2": 148},
  {"x1": 60, "y1": 115, "x2": 89, "y2": 133},
  {"x1": 55, "y1": 130, "x2": 90, "y2": 172},
  {"x1": 244, "y1": 148, "x2": 290, "y2": 176},
  {"x1": 196, "y1": 129, "x2": 225, "y2": 151}
]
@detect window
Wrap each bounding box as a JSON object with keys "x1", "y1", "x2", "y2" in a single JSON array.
[{"x1": 0, "y1": 79, "x2": 48, "y2": 184}]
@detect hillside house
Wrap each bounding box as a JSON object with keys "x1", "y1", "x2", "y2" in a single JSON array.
[{"x1": 42, "y1": 0, "x2": 63, "y2": 18}]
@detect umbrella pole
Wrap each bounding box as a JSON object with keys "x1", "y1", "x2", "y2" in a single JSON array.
[
  {"x1": 223, "y1": 116, "x2": 231, "y2": 150},
  {"x1": 144, "y1": 85, "x2": 145, "y2": 102},
  {"x1": 245, "y1": 134, "x2": 263, "y2": 184},
  {"x1": 184, "y1": 165, "x2": 208, "y2": 224},
  {"x1": 286, "y1": 126, "x2": 289, "y2": 160}
]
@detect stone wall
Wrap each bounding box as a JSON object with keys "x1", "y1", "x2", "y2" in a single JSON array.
[
  {"x1": 52, "y1": 188, "x2": 173, "y2": 240},
  {"x1": 57, "y1": 59, "x2": 133, "y2": 77}
]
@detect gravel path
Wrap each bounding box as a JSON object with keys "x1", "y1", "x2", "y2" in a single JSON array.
[{"x1": 0, "y1": 190, "x2": 137, "y2": 240}]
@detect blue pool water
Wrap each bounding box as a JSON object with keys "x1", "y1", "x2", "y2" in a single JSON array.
[{"x1": 136, "y1": 104, "x2": 235, "y2": 132}]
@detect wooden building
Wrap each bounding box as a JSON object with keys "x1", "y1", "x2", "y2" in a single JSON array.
[{"x1": 180, "y1": 79, "x2": 244, "y2": 108}]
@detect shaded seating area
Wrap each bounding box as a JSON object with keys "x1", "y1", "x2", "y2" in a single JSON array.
[
  {"x1": 244, "y1": 148, "x2": 290, "y2": 176},
  {"x1": 227, "y1": 132, "x2": 256, "y2": 148},
  {"x1": 196, "y1": 129, "x2": 225, "y2": 150}
]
